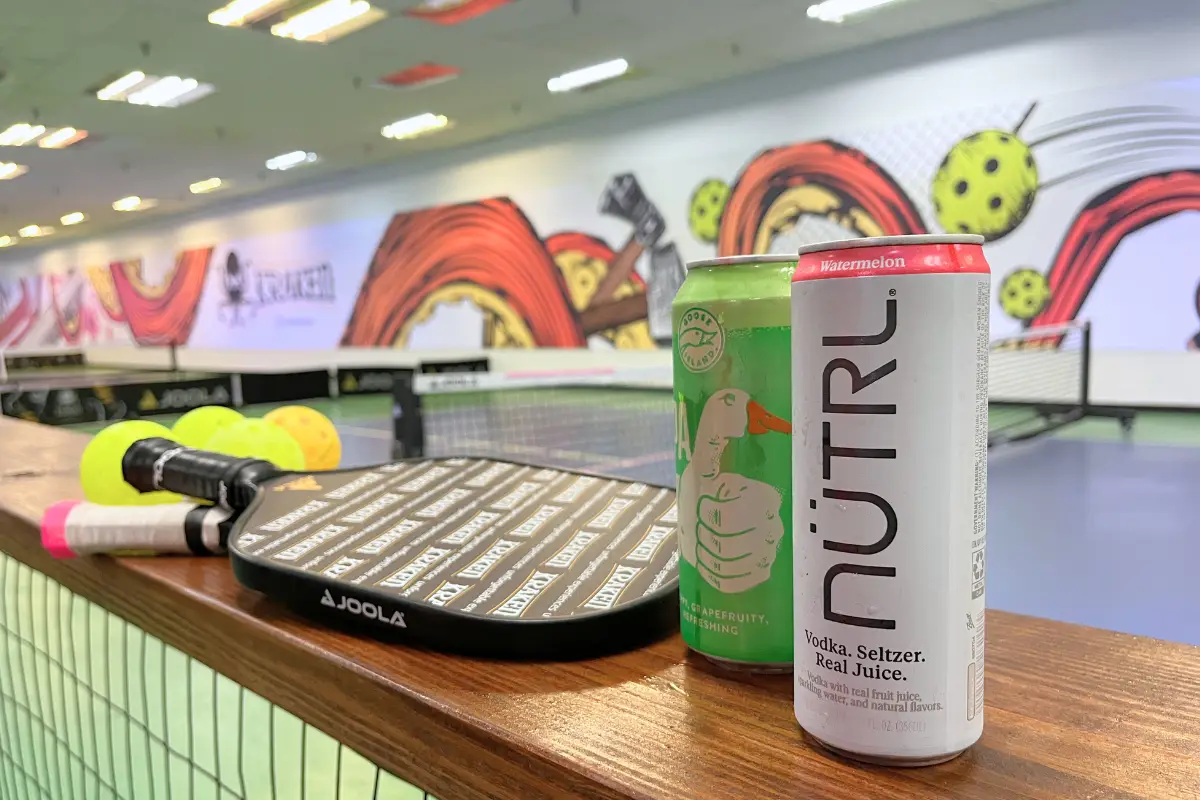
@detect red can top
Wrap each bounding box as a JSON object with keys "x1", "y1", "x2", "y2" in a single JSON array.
[{"x1": 792, "y1": 234, "x2": 988, "y2": 282}]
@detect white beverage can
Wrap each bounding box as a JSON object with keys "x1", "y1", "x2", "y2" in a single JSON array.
[{"x1": 791, "y1": 234, "x2": 989, "y2": 766}]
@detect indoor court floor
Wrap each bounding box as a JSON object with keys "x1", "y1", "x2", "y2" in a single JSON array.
[{"x1": 67, "y1": 396, "x2": 1200, "y2": 648}]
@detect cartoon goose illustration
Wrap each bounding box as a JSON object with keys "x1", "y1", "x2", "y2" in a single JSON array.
[{"x1": 678, "y1": 389, "x2": 792, "y2": 594}]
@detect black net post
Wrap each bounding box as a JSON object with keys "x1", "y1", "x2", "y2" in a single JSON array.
[{"x1": 392, "y1": 369, "x2": 424, "y2": 459}]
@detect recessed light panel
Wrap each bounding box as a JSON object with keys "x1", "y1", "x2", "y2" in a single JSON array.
[
  {"x1": 547, "y1": 59, "x2": 629, "y2": 93},
  {"x1": 265, "y1": 150, "x2": 318, "y2": 170},
  {"x1": 270, "y1": 0, "x2": 385, "y2": 42},
  {"x1": 189, "y1": 177, "x2": 226, "y2": 194},
  {"x1": 38, "y1": 127, "x2": 88, "y2": 149},
  {"x1": 0, "y1": 163, "x2": 28, "y2": 180},
  {"x1": 209, "y1": 0, "x2": 292, "y2": 26},
  {"x1": 18, "y1": 224, "x2": 53, "y2": 238},
  {"x1": 807, "y1": 0, "x2": 905, "y2": 23},
  {"x1": 60, "y1": 212, "x2": 87, "y2": 226},
  {"x1": 113, "y1": 196, "x2": 158, "y2": 212},
  {"x1": 381, "y1": 113, "x2": 449, "y2": 140},
  {"x1": 96, "y1": 71, "x2": 214, "y2": 108},
  {"x1": 0, "y1": 124, "x2": 89, "y2": 148},
  {"x1": 0, "y1": 124, "x2": 45, "y2": 146}
]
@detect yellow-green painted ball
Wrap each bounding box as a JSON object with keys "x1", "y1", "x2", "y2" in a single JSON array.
[
  {"x1": 998, "y1": 267, "x2": 1051, "y2": 321},
  {"x1": 933, "y1": 130, "x2": 1038, "y2": 242},
  {"x1": 689, "y1": 178, "x2": 731, "y2": 244}
]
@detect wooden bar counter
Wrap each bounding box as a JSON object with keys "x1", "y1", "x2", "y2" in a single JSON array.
[{"x1": 1, "y1": 419, "x2": 1197, "y2": 799}]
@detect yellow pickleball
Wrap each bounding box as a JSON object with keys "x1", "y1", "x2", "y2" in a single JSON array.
[
  {"x1": 204, "y1": 418, "x2": 306, "y2": 472},
  {"x1": 171, "y1": 405, "x2": 244, "y2": 449},
  {"x1": 80, "y1": 420, "x2": 182, "y2": 506},
  {"x1": 263, "y1": 405, "x2": 342, "y2": 470}
]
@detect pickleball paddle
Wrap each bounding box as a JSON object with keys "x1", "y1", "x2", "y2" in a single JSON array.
[{"x1": 121, "y1": 439, "x2": 680, "y2": 659}]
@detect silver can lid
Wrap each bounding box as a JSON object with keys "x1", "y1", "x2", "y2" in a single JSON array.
[
  {"x1": 795, "y1": 234, "x2": 985, "y2": 257},
  {"x1": 686, "y1": 253, "x2": 796, "y2": 270}
]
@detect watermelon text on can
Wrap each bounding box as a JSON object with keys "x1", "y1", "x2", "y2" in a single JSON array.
[
  {"x1": 673, "y1": 255, "x2": 796, "y2": 673},
  {"x1": 791, "y1": 235, "x2": 989, "y2": 765}
]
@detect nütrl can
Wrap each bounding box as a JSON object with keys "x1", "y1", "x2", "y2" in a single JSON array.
[
  {"x1": 673, "y1": 255, "x2": 796, "y2": 673},
  {"x1": 791, "y1": 235, "x2": 989, "y2": 764}
]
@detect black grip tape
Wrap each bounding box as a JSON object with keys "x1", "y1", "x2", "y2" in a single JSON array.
[{"x1": 123, "y1": 438, "x2": 282, "y2": 511}]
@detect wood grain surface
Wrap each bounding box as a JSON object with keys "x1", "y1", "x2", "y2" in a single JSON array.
[{"x1": 1, "y1": 418, "x2": 1198, "y2": 799}]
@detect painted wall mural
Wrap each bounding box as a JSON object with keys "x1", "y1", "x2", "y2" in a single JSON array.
[
  {"x1": 0, "y1": 250, "x2": 213, "y2": 350},
  {"x1": 4, "y1": 83, "x2": 1200, "y2": 353},
  {"x1": 691, "y1": 99, "x2": 1200, "y2": 349},
  {"x1": 341, "y1": 176, "x2": 679, "y2": 349}
]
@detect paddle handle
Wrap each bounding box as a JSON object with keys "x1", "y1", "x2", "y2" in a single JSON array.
[{"x1": 123, "y1": 437, "x2": 282, "y2": 510}]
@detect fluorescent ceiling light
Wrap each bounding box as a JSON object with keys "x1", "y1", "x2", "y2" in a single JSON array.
[
  {"x1": 60, "y1": 212, "x2": 87, "y2": 226},
  {"x1": 189, "y1": 177, "x2": 226, "y2": 194},
  {"x1": 127, "y1": 77, "x2": 200, "y2": 107},
  {"x1": 96, "y1": 71, "x2": 214, "y2": 108},
  {"x1": 97, "y1": 71, "x2": 147, "y2": 101},
  {"x1": 547, "y1": 58, "x2": 629, "y2": 93},
  {"x1": 0, "y1": 124, "x2": 46, "y2": 147},
  {"x1": 381, "y1": 113, "x2": 449, "y2": 140},
  {"x1": 0, "y1": 235, "x2": 14, "y2": 248},
  {"x1": 112, "y1": 196, "x2": 157, "y2": 212},
  {"x1": 18, "y1": 224, "x2": 53, "y2": 238},
  {"x1": 271, "y1": 0, "x2": 385, "y2": 42},
  {"x1": 0, "y1": 124, "x2": 87, "y2": 149},
  {"x1": 265, "y1": 150, "x2": 318, "y2": 170},
  {"x1": 807, "y1": 0, "x2": 903, "y2": 23},
  {"x1": 0, "y1": 163, "x2": 28, "y2": 180},
  {"x1": 209, "y1": 0, "x2": 290, "y2": 26},
  {"x1": 38, "y1": 127, "x2": 88, "y2": 149}
]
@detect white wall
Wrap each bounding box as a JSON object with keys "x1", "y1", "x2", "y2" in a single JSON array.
[{"x1": 8, "y1": 0, "x2": 1200, "y2": 407}]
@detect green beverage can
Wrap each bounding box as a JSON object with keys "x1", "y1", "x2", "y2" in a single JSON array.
[{"x1": 672, "y1": 254, "x2": 795, "y2": 673}]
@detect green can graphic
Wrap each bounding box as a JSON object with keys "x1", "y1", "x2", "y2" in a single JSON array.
[{"x1": 673, "y1": 255, "x2": 795, "y2": 672}]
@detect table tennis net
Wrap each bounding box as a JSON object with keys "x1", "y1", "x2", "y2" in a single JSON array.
[
  {"x1": 395, "y1": 327, "x2": 1097, "y2": 474},
  {"x1": 987, "y1": 321, "x2": 1091, "y2": 445},
  {"x1": 400, "y1": 369, "x2": 677, "y2": 487}
]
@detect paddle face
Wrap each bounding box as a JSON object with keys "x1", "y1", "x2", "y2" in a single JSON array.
[{"x1": 226, "y1": 457, "x2": 680, "y2": 659}]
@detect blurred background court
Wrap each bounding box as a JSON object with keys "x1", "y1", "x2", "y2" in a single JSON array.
[{"x1": 0, "y1": 317, "x2": 1189, "y2": 646}]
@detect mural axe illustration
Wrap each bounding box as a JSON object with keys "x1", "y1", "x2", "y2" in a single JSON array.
[{"x1": 581, "y1": 173, "x2": 679, "y2": 337}]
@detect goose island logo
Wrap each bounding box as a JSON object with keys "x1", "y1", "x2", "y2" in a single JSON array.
[{"x1": 677, "y1": 307, "x2": 724, "y2": 373}]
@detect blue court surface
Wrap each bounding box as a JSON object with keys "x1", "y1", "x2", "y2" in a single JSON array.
[{"x1": 988, "y1": 436, "x2": 1200, "y2": 644}]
